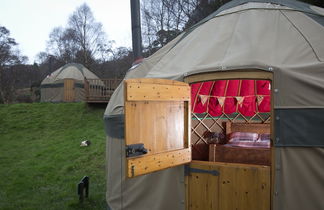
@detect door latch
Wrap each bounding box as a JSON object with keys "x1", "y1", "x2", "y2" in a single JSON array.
[{"x1": 126, "y1": 143, "x2": 148, "y2": 157}]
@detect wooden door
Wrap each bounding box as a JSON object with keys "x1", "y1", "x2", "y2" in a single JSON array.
[
  {"x1": 187, "y1": 161, "x2": 270, "y2": 210},
  {"x1": 124, "y1": 78, "x2": 191, "y2": 178},
  {"x1": 64, "y1": 79, "x2": 75, "y2": 102}
]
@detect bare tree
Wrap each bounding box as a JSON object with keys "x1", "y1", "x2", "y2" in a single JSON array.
[
  {"x1": 141, "y1": 0, "x2": 203, "y2": 54},
  {"x1": 68, "y1": 3, "x2": 109, "y2": 67},
  {"x1": 46, "y1": 27, "x2": 79, "y2": 63},
  {"x1": 43, "y1": 3, "x2": 112, "y2": 68},
  {"x1": 141, "y1": 0, "x2": 229, "y2": 55}
]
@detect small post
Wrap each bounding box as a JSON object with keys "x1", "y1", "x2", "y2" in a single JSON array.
[
  {"x1": 84, "y1": 78, "x2": 89, "y2": 101},
  {"x1": 78, "y1": 176, "x2": 89, "y2": 202}
]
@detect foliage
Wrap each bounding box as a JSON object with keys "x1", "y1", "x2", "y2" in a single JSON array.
[
  {"x1": 91, "y1": 47, "x2": 133, "y2": 79},
  {"x1": 299, "y1": 0, "x2": 324, "y2": 7},
  {"x1": 0, "y1": 26, "x2": 27, "y2": 67},
  {"x1": 0, "y1": 26, "x2": 28, "y2": 103},
  {"x1": 0, "y1": 26, "x2": 17, "y2": 66},
  {"x1": 0, "y1": 103, "x2": 107, "y2": 209},
  {"x1": 0, "y1": 64, "x2": 42, "y2": 104}
]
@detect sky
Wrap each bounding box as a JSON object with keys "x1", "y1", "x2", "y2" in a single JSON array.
[{"x1": 0, "y1": 0, "x2": 132, "y2": 63}]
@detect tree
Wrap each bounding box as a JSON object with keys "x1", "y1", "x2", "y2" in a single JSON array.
[
  {"x1": 90, "y1": 46, "x2": 133, "y2": 79},
  {"x1": 46, "y1": 27, "x2": 79, "y2": 63},
  {"x1": 299, "y1": 0, "x2": 324, "y2": 7},
  {"x1": 141, "y1": 0, "x2": 224, "y2": 55},
  {"x1": 0, "y1": 25, "x2": 28, "y2": 103},
  {"x1": 184, "y1": 0, "x2": 231, "y2": 29},
  {"x1": 67, "y1": 3, "x2": 109, "y2": 67},
  {"x1": 44, "y1": 3, "x2": 112, "y2": 68},
  {"x1": 141, "y1": 0, "x2": 189, "y2": 54},
  {"x1": 0, "y1": 26, "x2": 27, "y2": 67}
]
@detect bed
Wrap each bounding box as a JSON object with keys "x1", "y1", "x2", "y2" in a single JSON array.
[{"x1": 209, "y1": 122, "x2": 271, "y2": 165}]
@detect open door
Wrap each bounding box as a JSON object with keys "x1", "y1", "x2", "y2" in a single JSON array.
[{"x1": 124, "y1": 78, "x2": 191, "y2": 178}]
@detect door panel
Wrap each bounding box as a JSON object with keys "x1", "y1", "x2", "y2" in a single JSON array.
[
  {"x1": 125, "y1": 101, "x2": 185, "y2": 153},
  {"x1": 124, "y1": 78, "x2": 191, "y2": 178},
  {"x1": 187, "y1": 161, "x2": 270, "y2": 210},
  {"x1": 64, "y1": 79, "x2": 75, "y2": 102},
  {"x1": 186, "y1": 163, "x2": 220, "y2": 210},
  {"x1": 219, "y1": 163, "x2": 270, "y2": 210},
  {"x1": 125, "y1": 79, "x2": 190, "y2": 101}
]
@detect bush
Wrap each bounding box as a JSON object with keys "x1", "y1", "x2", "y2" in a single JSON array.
[{"x1": 16, "y1": 94, "x2": 33, "y2": 103}]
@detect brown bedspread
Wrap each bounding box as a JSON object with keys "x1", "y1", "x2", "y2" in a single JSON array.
[{"x1": 209, "y1": 144, "x2": 271, "y2": 166}]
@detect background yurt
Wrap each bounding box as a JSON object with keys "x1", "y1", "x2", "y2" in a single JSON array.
[
  {"x1": 40, "y1": 63, "x2": 103, "y2": 102},
  {"x1": 105, "y1": 0, "x2": 324, "y2": 210}
]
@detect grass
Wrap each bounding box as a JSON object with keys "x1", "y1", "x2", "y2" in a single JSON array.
[{"x1": 0, "y1": 103, "x2": 107, "y2": 210}]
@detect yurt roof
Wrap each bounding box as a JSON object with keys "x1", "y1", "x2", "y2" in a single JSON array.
[
  {"x1": 139, "y1": 0, "x2": 324, "y2": 80},
  {"x1": 41, "y1": 63, "x2": 100, "y2": 84}
]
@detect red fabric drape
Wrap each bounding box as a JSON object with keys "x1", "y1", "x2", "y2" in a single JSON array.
[
  {"x1": 191, "y1": 80, "x2": 271, "y2": 116},
  {"x1": 224, "y1": 80, "x2": 240, "y2": 115},
  {"x1": 208, "y1": 80, "x2": 227, "y2": 116},
  {"x1": 257, "y1": 80, "x2": 271, "y2": 112},
  {"x1": 239, "y1": 80, "x2": 256, "y2": 116},
  {"x1": 193, "y1": 81, "x2": 213, "y2": 113}
]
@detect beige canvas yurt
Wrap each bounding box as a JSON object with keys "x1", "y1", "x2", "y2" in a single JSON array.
[
  {"x1": 105, "y1": 0, "x2": 324, "y2": 210},
  {"x1": 40, "y1": 63, "x2": 101, "y2": 102}
]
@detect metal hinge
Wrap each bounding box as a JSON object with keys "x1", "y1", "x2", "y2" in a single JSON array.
[
  {"x1": 185, "y1": 165, "x2": 219, "y2": 176},
  {"x1": 126, "y1": 143, "x2": 148, "y2": 157}
]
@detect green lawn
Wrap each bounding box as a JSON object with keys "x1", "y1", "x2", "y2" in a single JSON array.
[{"x1": 0, "y1": 103, "x2": 107, "y2": 210}]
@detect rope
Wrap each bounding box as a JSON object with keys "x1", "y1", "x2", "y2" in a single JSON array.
[
  {"x1": 222, "y1": 80, "x2": 229, "y2": 112},
  {"x1": 236, "y1": 80, "x2": 242, "y2": 113},
  {"x1": 255, "y1": 80, "x2": 259, "y2": 113}
]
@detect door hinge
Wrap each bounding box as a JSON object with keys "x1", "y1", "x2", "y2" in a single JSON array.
[
  {"x1": 185, "y1": 165, "x2": 219, "y2": 176},
  {"x1": 126, "y1": 143, "x2": 148, "y2": 157}
]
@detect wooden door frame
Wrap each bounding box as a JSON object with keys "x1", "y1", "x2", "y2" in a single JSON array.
[{"x1": 184, "y1": 70, "x2": 274, "y2": 210}]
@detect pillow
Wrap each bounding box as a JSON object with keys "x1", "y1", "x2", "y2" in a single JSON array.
[
  {"x1": 228, "y1": 132, "x2": 270, "y2": 148},
  {"x1": 259, "y1": 133, "x2": 270, "y2": 141},
  {"x1": 229, "y1": 132, "x2": 259, "y2": 142}
]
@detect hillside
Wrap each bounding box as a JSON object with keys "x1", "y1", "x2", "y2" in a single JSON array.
[{"x1": 0, "y1": 103, "x2": 107, "y2": 209}]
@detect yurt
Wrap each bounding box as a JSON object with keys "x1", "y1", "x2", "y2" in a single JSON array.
[
  {"x1": 104, "y1": 0, "x2": 324, "y2": 209},
  {"x1": 40, "y1": 63, "x2": 101, "y2": 102}
]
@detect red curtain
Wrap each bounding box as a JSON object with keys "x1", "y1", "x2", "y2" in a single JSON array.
[{"x1": 191, "y1": 80, "x2": 271, "y2": 116}]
